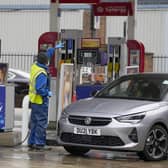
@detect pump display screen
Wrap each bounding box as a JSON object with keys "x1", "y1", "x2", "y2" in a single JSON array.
[
  {"x1": 130, "y1": 49, "x2": 140, "y2": 65},
  {"x1": 77, "y1": 49, "x2": 100, "y2": 65}
]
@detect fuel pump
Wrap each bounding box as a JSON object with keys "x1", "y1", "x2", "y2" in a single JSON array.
[
  {"x1": 60, "y1": 39, "x2": 75, "y2": 64},
  {"x1": 0, "y1": 63, "x2": 14, "y2": 131},
  {"x1": 38, "y1": 32, "x2": 58, "y2": 77},
  {"x1": 107, "y1": 37, "x2": 126, "y2": 80},
  {"x1": 127, "y1": 40, "x2": 145, "y2": 73},
  {"x1": 38, "y1": 32, "x2": 58, "y2": 123}
]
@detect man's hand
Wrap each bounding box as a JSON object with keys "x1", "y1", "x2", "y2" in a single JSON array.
[
  {"x1": 48, "y1": 91, "x2": 53, "y2": 97},
  {"x1": 55, "y1": 42, "x2": 64, "y2": 49},
  {"x1": 46, "y1": 47, "x2": 55, "y2": 58}
]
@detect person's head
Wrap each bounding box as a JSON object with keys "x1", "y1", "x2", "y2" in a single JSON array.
[{"x1": 37, "y1": 52, "x2": 49, "y2": 65}]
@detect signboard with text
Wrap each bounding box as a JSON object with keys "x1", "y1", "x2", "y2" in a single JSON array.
[
  {"x1": 81, "y1": 38, "x2": 100, "y2": 48},
  {"x1": 93, "y1": 2, "x2": 133, "y2": 16}
]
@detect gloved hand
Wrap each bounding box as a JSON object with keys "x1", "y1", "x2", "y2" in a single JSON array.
[
  {"x1": 48, "y1": 91, "x2": 53, "y2": 97},
  {"x1": 55, "y1": 42, "x2": 64, "y2": 49},
  {"x1": 46, "y1": 47, "x2": 55, "y2": 58}
]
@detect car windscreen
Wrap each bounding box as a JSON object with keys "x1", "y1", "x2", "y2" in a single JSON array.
[{"x1": 95, "y1": 76, "x2": 168, "y2": 101}]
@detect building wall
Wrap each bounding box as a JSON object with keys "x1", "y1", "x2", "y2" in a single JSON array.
[
  {"x1": 106, "y1": 9, "x2": 168, "y2": 56},
  {"x1": 135, "y1": 9, "x2": 168, "y2": 56},
  {"x1": 106, "y1": 16, "x2": 127, "y2": 41},
  {"x1": 1, "y1": 6, "x2": 168, "y2": 56},
  {"x1": 0, "y1": 0, "x2": 49, "y2": 5},
  {"x1": 0, "y1": 10, "x2": 49, "y2": 54},
  {"x1": 1, "y1": 3, "x2": 168, "y2": 72},
  {"x1": 60, "y1": 10, "x2": 83, "y2": 30}
]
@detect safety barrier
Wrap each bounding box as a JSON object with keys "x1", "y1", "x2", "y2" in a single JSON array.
[{"x1": 0, "y1": 53, "x2": 35, "y2": 72}]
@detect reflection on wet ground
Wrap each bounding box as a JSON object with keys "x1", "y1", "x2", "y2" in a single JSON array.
[{"x1": 0, "y1": 146, "x2": 168, "y2": 168}]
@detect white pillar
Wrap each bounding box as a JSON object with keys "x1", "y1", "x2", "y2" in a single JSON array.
[
  {"x1": 127, "y1": 0, "x2": 137, "y2": 40},
  {"x1": 50, "y1": 0, "x2": 59, "y2": 32},
  {"x1": 48, "y1": 0, "x2": 60, "y2": 124}
]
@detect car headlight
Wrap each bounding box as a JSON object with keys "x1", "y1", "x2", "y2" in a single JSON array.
[
  {"x1": 115, "y1": 112, "x2": 146, "y2": 124},
  {"x1": 60, "y1": 110, "x2": 69, "y2": 120}
]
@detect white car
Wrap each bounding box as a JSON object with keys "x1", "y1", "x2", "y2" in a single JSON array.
[
  {"x1": 58, "y1": 73, "x2": 168, "y2": 161},
  {"x1": 7, "y1": 68, "x2": 30, "y2": 107}
]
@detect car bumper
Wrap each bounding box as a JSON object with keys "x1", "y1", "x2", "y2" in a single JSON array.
[{"x1": 57, "y1": 117, "x2": 148, "y2": 152}]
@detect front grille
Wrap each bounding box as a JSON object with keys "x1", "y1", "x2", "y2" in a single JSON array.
[
  {"x1": 61, "y1": 133, "x2": 124, "y2": 146},
  {"x1": 68, "y1": 115, "x2": 112, "y2": 126}
]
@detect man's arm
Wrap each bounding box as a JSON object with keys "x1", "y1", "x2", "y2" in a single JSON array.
[{"x1": 35, "y1": 73, "x2": 49, "y2": 97}]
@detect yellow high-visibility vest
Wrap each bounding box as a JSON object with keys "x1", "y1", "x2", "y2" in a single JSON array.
[{"x1": 29, "y1": 63, "x2": 47, "y2": 104}]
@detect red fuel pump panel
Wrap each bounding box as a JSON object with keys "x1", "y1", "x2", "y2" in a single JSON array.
[
  {"x1": 127, "y1": 40, "x2": 145, "y2": 73},
  {"x1": 38, "y1": 32, "x2": 58, "y2": 77}
]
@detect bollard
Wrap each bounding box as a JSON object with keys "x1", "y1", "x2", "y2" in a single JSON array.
[{"x1": 21, "y1": 95, "x2": 30, "y2": 146}]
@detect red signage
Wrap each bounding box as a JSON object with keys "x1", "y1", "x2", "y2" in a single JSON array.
[
  {"x1": 93, "y1": 2, "x2": 133, "y2": 16},
  {"x1": 59, "y1": 0, "x2": 99, "y2": 3}
]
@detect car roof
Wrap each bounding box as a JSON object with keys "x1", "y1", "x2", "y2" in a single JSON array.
[
  {"x1": 122, "y1": 72, "x2": 168, "y2": 79},
  {"x1": 9, "y1": 68, "x2": 30, "y2": 79}
]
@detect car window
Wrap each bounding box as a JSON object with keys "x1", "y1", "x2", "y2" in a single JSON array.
[
  {"x1": 96, "y1": 76, "x2": 166, "y2": 101},
  {"x1": 108, "y1": 80, "x2": 131, "y2": 97}
]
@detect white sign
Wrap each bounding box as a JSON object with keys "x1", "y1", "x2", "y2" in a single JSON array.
[{"x1": 57, "y1": 63, "x2": 74, "y2": 121}]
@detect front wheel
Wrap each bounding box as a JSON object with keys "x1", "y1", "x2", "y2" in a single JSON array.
[
  {"x1": 64, "y1": 146, "x2": 90, "y2": 156},
  {"x1": 137, "y1": 125, "x2": 168, "y2": 161}
]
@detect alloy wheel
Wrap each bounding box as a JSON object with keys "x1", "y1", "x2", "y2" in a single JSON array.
[{"x1": 144, "y1": 125, "x2": 168, "y2": 160}]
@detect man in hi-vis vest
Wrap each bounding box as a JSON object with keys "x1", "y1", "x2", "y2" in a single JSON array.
[{"x1": 28, "y1": 52, "x2": 52, "y2": 150}]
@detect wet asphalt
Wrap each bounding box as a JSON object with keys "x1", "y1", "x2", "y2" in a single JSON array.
[
  {"x1": 0, "y1": 146, "x2": 168, "y2": 168},
  {"x1": 8, "y1": 108, "x2": 168, "y2": 168}
]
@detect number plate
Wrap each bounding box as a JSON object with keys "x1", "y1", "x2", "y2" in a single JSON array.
[{"x1": 74, "y1": 127, "x2": 101, "y2": 136}]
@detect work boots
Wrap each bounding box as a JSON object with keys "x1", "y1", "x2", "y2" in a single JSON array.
[{"x1": 28, "y1": 144, "x2": 52, "y2": 151}]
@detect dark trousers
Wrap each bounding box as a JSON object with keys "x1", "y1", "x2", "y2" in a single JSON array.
[{"x1": 28, "y1": 103, "x2": 48, "y2": 146}]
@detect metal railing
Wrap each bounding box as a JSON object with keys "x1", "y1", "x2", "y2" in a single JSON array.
[
  {"x1": 153, "y1": 56, "x2": 168, "y2": 73},
  {"x1": 0, "y1": 53, "x2": 36, "y2": 72},
  {"x1": 1, "y1": 53, "x2": 168, "y2": 73}
]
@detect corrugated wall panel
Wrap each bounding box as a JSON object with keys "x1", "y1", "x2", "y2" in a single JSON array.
[
  {"x1": 162, "y1": 12, "x2": 168, "y2": 55},
  {"x1": 106, "y1": 16, "x2": 127, "y2": 42},
  {"x1": 106, "y1": 9, "x2": 168, "y2": 56},
  {"x1": 0, "y1": 10, "x2": 49, "y2": 54},
  {"x1": 135, "y1": 10, "x2": 164, "y2": 55},
  {"x1": 60, "y1": 10, "x2": 83, "y2": 30},
  {"x1": 0, "y1": 0, "x2": 49, "y2": 5},
  {"x1": 106, "y1": 10, "x2": 168, "y2": 55},
  {"x1": 106, "y1": 9, "x2": 168, "y2": 73},
  {"x1": 135, "y1": 10, "x2": 168, "y2": 72},
  {"x1": 0, "y1": 9, "x2": 83, "y2": 55}
]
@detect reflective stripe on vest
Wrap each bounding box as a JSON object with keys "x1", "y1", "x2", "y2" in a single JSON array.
[{"x1": 29, "y1": 63, "x2": 47, "y2": 104}]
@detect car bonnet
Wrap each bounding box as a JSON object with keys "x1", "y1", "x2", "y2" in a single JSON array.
[{"x1": 65, "y1": 97, "x2": 161, "y2": 116}]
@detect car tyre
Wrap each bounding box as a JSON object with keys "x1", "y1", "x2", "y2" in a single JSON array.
[
  {"x1": 64, "y1": 146, "x2": 90, "y2": 156},
  {"x1": 137, "y1": 125, "x2": 168, "y2": 161}
]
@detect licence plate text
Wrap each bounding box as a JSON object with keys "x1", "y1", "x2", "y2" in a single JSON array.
[{"x1": 74, "y1": 127, "x2": 101, "y2": 136}]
